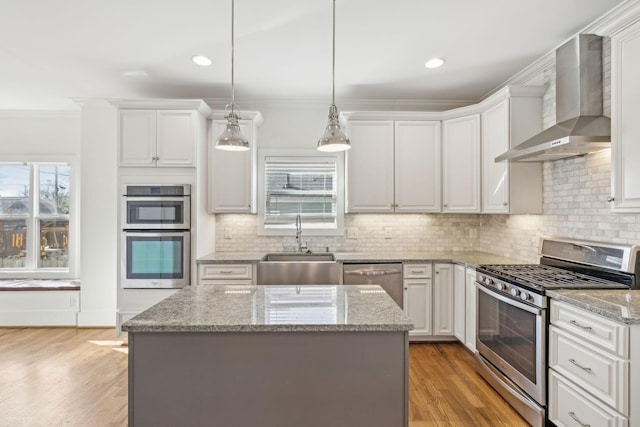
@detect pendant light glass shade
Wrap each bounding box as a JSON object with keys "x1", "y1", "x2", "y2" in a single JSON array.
[
  {"x1": 317, "y1": 0, "x2": 350, "y2": 152},
  {"x1": 216, "y1": 0, "x2": 249, "y2": 151}
]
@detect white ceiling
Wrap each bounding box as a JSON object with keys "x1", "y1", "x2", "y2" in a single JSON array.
[{"x1": 0, "y1": 0, "x2": 626, "y2": 110}]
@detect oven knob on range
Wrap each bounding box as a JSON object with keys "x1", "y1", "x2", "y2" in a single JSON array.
[
  {"x1": 484, "y1": 277, "x2": 493, "y2": 286},
  {"x1": 495, "y1": 282, "x2": 504, "y2": 290},
  {"x1": 510, "y1": 288, "x2": 520, "y2": 298},
  {"x1": 520, "y1": 292, "x2": 531, "y2": 302}
]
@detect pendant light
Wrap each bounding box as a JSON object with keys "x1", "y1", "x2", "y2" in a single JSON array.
[
  {"x1": 216, "y1": 0, "x2": 249, "y2": 151},
  {"x1": 317, "y1": 0, "x2": 350, "y2": 152}
]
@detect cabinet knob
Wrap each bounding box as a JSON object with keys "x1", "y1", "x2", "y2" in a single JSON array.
[
  {"x1": 503, "y1": 202, "x2": 508, "y2": 206},
  {"x1": 444, "y1": 204, "x2": 448, "y2": 208},
  {"x1": 607, "y1": 196, "x2": 615, "y2": 202}
]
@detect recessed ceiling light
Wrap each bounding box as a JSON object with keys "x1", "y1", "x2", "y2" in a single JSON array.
[
  {"x1": 121, "y1": 70, "x2": 149, "y2": 78},
  {"x1": 425, "y1": 58, "x2": 445, "y2": 69},
  {"x1": 192, "y1": 55, "x2": 212, "y2": 67}
]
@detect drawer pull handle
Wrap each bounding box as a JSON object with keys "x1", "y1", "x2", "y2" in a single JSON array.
[
  {"x1": 568, "y1": 411, "x2": 590, "y2": 427},
  {"x1": 569, "y1": 320, "x2": 592, "y2": 331},
  {"x1": 411, "y1": 270, "x2": 424, "y2": 274},
  {"x1": 569, "y1": 358, "x2": 592, "y2": 373},
  {"x1": 219, "y1": 270, "x2": 234, "y2": 274}
]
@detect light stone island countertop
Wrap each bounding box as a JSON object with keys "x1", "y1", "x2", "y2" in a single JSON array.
[
  {"x1": 197, "y1": 250, "x2": 528, "y2": 269},
  {"x1": 547, "y1": 289, "x2": 640, "y2": 325},
  {"x1": 122, "y1": 284, "x2": 413, "y2": 333}
]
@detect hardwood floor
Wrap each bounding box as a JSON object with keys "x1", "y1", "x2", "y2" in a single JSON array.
[{"x1": 0, "y1": 329, "x2": 528, "y2": 426}]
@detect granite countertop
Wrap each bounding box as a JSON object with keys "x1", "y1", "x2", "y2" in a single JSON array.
[
  {"x1": 122, "y1": 284, "x2": 413, "y2": 333},
  {"x1": 548, "y1": 289, "x2": 640, "y2": 325},
  {"x1": 197, "y1": 251, "x2": 527, "y2": 269}
]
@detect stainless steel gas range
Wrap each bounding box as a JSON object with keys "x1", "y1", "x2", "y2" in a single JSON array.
[{"x1": 474, "y1": 237, "x2": 640, "y2": 427}]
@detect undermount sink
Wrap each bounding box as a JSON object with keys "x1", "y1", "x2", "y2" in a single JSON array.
[
  {"x1": 261, "y1": 253, "x2": 336, "y2": 262},
  {"x1": 257, "y1": 253, "x2": 340, "y2": 285}
]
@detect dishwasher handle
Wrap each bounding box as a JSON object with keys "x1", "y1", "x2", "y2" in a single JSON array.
[{"x1": 344, "y1": 269, "x2": 402, "y2": 276}]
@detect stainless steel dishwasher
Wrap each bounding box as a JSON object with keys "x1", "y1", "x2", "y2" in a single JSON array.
[{"x1": 343, "y1": 263, "x2": 403, "y2": 308}]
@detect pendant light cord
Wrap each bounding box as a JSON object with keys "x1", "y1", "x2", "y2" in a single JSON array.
[
  {"x1": 332, "y1": 0, "x2": 336, "y2": 106},
  {"x1": 231, "y1": 0, "x2": 236, "y2": 114}
]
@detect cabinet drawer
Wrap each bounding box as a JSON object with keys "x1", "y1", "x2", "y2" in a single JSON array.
[
  {"x1": 551, "y1": 300, "x2": 629, "y2": 357},
  {"x1": 403, "y1": 263, "x2": 432, "y2": 279},
  {"x1": 549, "y1": 325, "x2": 629, "y2": 414},
  {"x1": 548, "y1": 369, "x2": 627, "y2": 427},
  {"x1": 199, "y1": 264, "x2": 252, "y2": 280}
]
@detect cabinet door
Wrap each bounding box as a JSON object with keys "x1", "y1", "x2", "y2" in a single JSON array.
[
  {"x1": 453, "y1": 264, "x2": 466, "y2": 342},
  {"x1": 156, "y1": 110, "x2": 196, "y2": 167},
  {"x1": 481, "y1": 100, "x2": 509, "y2": 213},
  {"x1": 394, "y1": 121, "x2": 441, "y2": 212},
  {"x1": 404, "y1": 279, "x2": 432, "y2": 336},
  {"x1": 434, "y1": 263, "x2": 454, "y2": 336},
  {"x1": 209, "y1": 120, "x2": 256, "y2": 213},
  {"x1": 465, "y1": 268, "x2": 477, "y2": 352},
  {"x1": 611, "y1": 20, "x2": 640, "y2": 212},
  {"x1": 119, "y1": 110, "x2": 157, "y2": 167},
  {"x1": 346, "y1": 121, "x2": 395, "y2": 212},
  {"x1": 442, "y1": 115, "x2": 481, "y2": 212}
]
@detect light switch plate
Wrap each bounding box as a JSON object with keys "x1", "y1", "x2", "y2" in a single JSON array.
[
  {"x1": 384, "y1": 227, "x2": 392, "y2": 239},
  {"x1": 224, "y1": 227, "x2": 233, "y2": 239}
]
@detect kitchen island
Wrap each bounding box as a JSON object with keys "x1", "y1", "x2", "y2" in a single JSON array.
[{"x1": 122, "y1": 284, "x2": 413, "y2": 427}]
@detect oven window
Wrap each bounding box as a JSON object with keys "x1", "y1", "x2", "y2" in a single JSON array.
[
  {"x1": 126, "y1": 201, "x2": 184, "y2": 225},
  {"x1": 477, "y1": 289, "x2": 537, "y2": 383},
  {"x1": 126, "y1": 235, "x2": 184, "y2": 279}
]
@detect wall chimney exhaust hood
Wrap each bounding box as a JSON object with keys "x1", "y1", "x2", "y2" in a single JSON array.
[{"x1": 496, "y1": 34, "x2": 610, "y2": 162}]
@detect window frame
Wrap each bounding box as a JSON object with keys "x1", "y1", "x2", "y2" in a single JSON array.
[
  {"x1": 257, "y1": 149, "x2": 345, "y2": 237},
  {"x1": 0, "y1": 157, "x2": 78, "y2": 279}
]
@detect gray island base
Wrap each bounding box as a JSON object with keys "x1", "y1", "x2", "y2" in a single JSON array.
[{"x1": 122, "y1": 285, "x2": 413, "y2": 427}]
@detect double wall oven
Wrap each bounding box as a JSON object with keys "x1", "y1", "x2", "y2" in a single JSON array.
[
  {"x1": 475, "y1": 237, "x2": 639, "y2": 427},
  {"x1": 121, "y1": 184, "x2": 191, "y2": 289}
]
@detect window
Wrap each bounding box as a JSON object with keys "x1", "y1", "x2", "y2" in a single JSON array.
[
  {"x1": 0, "y1": 163, "x2": 71, "y2": 272},
  {"x1": 258, "y1": 150, "x2": 344, "y2": 236}
]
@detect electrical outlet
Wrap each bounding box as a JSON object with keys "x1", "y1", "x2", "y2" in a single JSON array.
[
  {"x1": 347, "y1": 227, "x2": 358, "y2": 239},
  {"x1": 224, "y1": 227, "x2": 233, "y2": 239},
  {"x1": 384, "y1": 227, "x2": 392, "y2": 239}
]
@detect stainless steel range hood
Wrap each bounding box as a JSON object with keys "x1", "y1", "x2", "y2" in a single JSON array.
[{"x1": 496, "y1": 34, "x2": 610, "y2": 162}]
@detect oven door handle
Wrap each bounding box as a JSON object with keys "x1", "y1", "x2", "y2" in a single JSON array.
[{"x1": 475, "y1": 282, "x2": 544, "y2": 316}]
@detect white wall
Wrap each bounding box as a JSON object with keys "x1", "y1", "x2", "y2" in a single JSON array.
[{"x1": 78, "y1": 100, "x2": 118, "y2": 326}]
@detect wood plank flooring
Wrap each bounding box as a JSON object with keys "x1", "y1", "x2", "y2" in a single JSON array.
[{"x1": 0, "y1": 329, "x2": 528, "y2": 426}]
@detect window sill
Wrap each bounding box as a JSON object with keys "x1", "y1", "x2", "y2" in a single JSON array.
[{"x1": 0, "y1": 279, "x2": 80, "y2": 291}]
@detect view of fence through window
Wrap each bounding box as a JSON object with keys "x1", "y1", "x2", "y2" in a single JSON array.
[{"x1": 0, "y1": 163, "x2": 70, "y2": 270}]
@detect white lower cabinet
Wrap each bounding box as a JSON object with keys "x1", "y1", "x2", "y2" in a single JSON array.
[
  {"x1": 548, "y1": 300, "x2": 635, "y2": 426},
  {"x1": 198, "y1": 263, "x2": 254, "y2": 285},
  {"x1": 453, "y1": 265, "x2": 477, "y2": 351},
  {"x1": 464, "y1": 268, "x2": 476, "y2": 352},
  {"x1": 403, "y1": 263, "x2": 455, "y2": 341},
  {"x1": 403, "y1": 264, "x2": 432, "y2": 338},
  {"x1": 453, "y1": 264, "x2": 466, "y2": 342}
]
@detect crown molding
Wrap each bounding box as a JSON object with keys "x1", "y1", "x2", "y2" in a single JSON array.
[
  {"x1": 582, "y1": 0, "x2": 640, "y2": 36},
  {"x1": 107, "y1": 98, "x2": 213, "y2": 117}
]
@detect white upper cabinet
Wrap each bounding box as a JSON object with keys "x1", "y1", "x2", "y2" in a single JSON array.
[
  {"x1": 346, "y1": 119, "x2": 441, "y2": 213},
  {"x1": 209, "y1": 115, "x2": 261, "y2": 213},
  {"x1": 394, "y1": 121, "x2": 441, "y2": 212},
  {"x1": 119, "y1": 109, "x2": 199, "y2": 167},
  {"x1": 481, "y1": 88, "x2": 544, "y2": 214},
  {"x1": 346, "y1": 121, "x2": 395, "y2": 212},
  {"x1": 442, "y1": 114, "x2": 481, "y2": 213},
  {"x1": 611, "y1": 19, "x2": 640, "y2": 212}
]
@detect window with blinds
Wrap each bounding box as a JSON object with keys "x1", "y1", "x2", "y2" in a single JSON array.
[{"x1": 263, "y1": 157, "x2": 337, "y2": 229}]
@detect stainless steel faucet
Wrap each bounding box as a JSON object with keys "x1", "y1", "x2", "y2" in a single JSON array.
[{"x1": 295, "y1": 214, "x2": 307, "y2": 252}]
